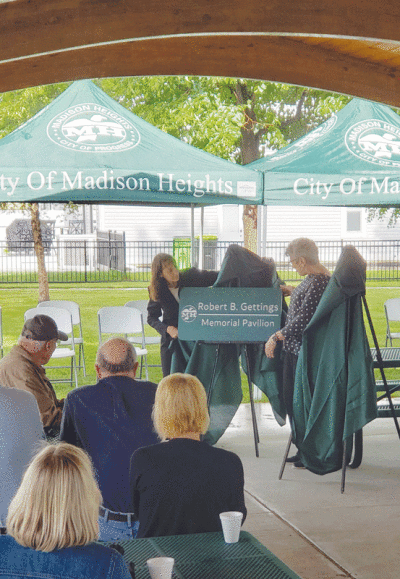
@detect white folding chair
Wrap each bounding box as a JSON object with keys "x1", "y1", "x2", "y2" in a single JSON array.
[
  {"x1": 384, "y1": 298, "x2": 400, "y2": 346},
  {"x1": 24, "y1": 306, "x2": 78, "y2": 388},
  {"x1": 125, "y1": 300, "x2": 162, "y2": 372},
  {"x1": 38, "y1": 300, "x2": 86, "y2": 376},
  {"x1": 98, "y1": 306, "x2": 149, "y2": 380}
]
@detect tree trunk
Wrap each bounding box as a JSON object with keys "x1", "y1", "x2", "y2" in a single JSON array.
[
  {"x1": 30, "y1": 203, "x2": 50, "y2": 302},
  {"x1": 234, "y1": 81, "x2": 265, "y2": 253}
]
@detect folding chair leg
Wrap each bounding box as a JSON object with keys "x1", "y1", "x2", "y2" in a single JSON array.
[
  {"x1": 71, "y1": 356, "x2": 78, "y2": 388},
  {"x1": 279, "y1": 434, "x2": 293, "y2": 480},
  {"x1": 79, "y1": 344, "x2": 86, "y2": 377}
]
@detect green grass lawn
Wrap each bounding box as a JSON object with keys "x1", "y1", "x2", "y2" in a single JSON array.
[{"x1": 0, "y1": 281, "x2": 398, "y2": 402}]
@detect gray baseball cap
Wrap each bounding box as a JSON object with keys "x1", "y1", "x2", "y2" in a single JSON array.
[{"x1": 21, "y1": 314, "x2": 68, "y2": 342}]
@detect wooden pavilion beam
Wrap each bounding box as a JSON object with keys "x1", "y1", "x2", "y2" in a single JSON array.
[
  {"x1": 1, "y1": 0, "x2": 400, "y2": 64},
  {"x1": 1, "y1": 36, "x2": 400, "y2": 107}
]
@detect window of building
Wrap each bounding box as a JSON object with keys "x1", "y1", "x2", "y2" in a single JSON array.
[{"x1": 341, "y1": 208, "x2": 365, "y2": 238}]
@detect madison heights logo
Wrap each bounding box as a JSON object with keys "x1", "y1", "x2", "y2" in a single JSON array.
[
  {"x1": 345, "y1": 119, "x2": 400, "y2": 167},
  {"x1": 47, "y1": 104, "x2": 141, "y2": 152}
]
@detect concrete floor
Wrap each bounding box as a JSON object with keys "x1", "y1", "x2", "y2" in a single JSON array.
[{"x1": 216, "y1": 402, "x2": 400, "y2": 579}]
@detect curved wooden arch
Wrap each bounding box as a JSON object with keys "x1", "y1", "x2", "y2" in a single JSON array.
[{"x1": 1, "y1": 0, "x2": 400, "y2": 105}]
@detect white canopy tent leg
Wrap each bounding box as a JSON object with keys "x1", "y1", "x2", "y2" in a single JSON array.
[
  {"x1": 199, "y1": 206, "x2": 204, "y2": 269},
  {"x1": 190, "y1": 205, "x2": 195, "y2": 266}
]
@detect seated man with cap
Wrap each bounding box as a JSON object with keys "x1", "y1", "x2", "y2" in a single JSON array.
[{"x1": 0, "y1": 314, "x2": 67, "y2": 438}]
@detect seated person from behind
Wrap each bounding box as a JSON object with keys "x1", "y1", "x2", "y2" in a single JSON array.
[
  {"x1": 0, "y1": 314, "x2": 67, "y2": 438},
  {"x1": 2, "y1": 443, "x2": 131, "y2": 579},
  {"x1": 130, "y1": 373, "x2": 247, "y2": 538},
  {"x1": 0, "y1": 386, "x2": 45, "y2": 532},
  {"x1": 60, "y1": 337, "x2": 158, "y2": 541}
]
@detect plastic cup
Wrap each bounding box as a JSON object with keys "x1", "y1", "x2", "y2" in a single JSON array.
[
  {"x1": 219, "y1": 511, "x2": 243, "y2": 543},
  {"x1": 146, "y1": 557, "x2": 174, "y2": 579}
]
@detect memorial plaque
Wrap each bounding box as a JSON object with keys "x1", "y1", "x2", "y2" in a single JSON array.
[{"x1": 178, "y1": 287, "x2": 282, "y2": 342}]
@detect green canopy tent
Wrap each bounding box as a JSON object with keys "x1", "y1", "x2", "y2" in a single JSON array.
[
  {"x1": 0, "y1": 80, "x2": 262, "y2": 207},
  {"x1": 249, "y1": 97, "x2": 400, "y2": 207},
  {"x1": 249, "y1": 99, "x2": 400, "y2": 481}
]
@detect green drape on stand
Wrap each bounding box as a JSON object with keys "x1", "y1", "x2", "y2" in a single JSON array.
[
  {"x1": 171, "y1": 245, "x2": 286, "y2": 444},
  {"x1": 292, "y1": 246, "x2": 377, "y2": 474}
]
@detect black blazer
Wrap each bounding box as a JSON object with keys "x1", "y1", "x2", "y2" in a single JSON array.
[{"x1": 147, "y1": 268, "x2": 218, "y2": 341}]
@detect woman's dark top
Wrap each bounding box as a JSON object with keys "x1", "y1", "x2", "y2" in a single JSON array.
[
  {"x1": 280, "y1": 274, "x2": 330, "y2": 355},
  {"x1": 147, "y1": 268, "x2": 218, "y2": 337},
  {"x1": 147, "y1": 268, "x2": 218, "y2": 375},
  {"x1": 130, "y1": 438, "x2": 246, "y2": 538}
]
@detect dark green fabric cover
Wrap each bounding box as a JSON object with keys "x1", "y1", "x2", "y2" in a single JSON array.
[
  {"x1": 292, "y1": 246, "x2": 377, "y2": 474},
  {"x1": 171, "y1": 245, "x2": 286, "y2": 444}
]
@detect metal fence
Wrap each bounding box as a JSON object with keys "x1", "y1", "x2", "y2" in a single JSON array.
[{"x1": 0, "y1": 238, "x2": 398, "y2": 283}]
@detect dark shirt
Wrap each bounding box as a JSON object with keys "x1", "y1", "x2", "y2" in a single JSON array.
[
  {"x1": 131, "y1": 438, "x2": 247, "y2": 538},
  {"x1": 281, "y1": 274, "x2": 330, "y2": 355},
  {"x1": 147, "y1": 268, "x2": 218, "y2": 338},
  {"x1": 60, "y1": 375, "x2": 158, "y2": 512}
]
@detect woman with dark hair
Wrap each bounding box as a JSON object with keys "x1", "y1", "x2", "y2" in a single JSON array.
[
  {"x1": 1, "y1": 443, "x2": 131, "y2": 579},
  {"x1": 130, "y1": 373, "x2": 246, "y2": 538},
  {"x1": 147, "y1": 253, "x2": 218, "y2": 376}
]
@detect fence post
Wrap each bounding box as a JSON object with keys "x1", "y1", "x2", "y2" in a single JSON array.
[{"x1": 84, "y1": 240, "x2": 87, "y2": 283}]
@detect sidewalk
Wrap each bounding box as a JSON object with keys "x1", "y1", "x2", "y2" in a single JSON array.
[{"x1": 216, "y1": 402, "x2": 400, "y2": 579}]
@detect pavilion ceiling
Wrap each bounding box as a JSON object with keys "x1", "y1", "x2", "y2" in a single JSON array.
[{"x1": 1, "y1": 0, "x2": 400, "y2": 106}]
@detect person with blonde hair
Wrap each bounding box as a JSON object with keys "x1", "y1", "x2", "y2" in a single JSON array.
[
  {"x1": 265, "y1": 238, "x2": 330, "y2": 467},
  {"x1": 147, "y1": 253, "x2": 218, "y2": 376},
  {"x1": 1, "y1": 443, "x2": 131, "y2": 579},
  {"x1": 130, "y1": 373, "x2": 246, "y2": 538}
]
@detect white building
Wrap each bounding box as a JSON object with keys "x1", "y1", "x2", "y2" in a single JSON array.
[{"x1": 96, "y1": 204, "x2": 399, "y2": 243}]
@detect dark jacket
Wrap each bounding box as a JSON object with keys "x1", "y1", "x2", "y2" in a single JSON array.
[
  {"x1": 60, "y1": 375, "x2": 158, "y2": 512},
  {"x1": 147, "y1": 267, "x2": 218, "y2": 375},
  {"x1": 131, "y1": 438, "x2": 246, "y2": 538},
  {"x1": 147, "y1": 267, "x2": 218, "y2": 337}
]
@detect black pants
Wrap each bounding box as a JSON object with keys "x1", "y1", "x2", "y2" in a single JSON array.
[
  {"x1": 160, "y1": 336, "x2": 173, "y2": 377},
  {"x1": 282, "y1": 351, "x2": 298, "y2": 422}
]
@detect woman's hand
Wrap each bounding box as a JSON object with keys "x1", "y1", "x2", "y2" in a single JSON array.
[
  {"x1": 264, "y1": 336, "x2": 277, "y2": 358},
  {"x1": 167, "y1": 326, "x2": 178, "y2": 339},
  {"x1": 281, "y1": 284, "x2": 295, "y2": 297},
  {"x1": 264, "y1": 331, "x2": 282, "y2": 358}
]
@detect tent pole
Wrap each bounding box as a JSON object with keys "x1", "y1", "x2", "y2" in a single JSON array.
[
  {"x1": 243, "y1": 344, "x2": 260, "y2": 457},
  {"x1": 199, "y1": 207, "x2": 204, "y2": 269},
  {"x1": 258, "y1": 205, "x2": 267, "y2": 258},
  {"x1": 190, "y1": 205, "x2": 195, "y2": 266}
]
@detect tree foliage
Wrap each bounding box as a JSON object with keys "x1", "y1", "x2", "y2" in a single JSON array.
[
  {"x1": 99, "y1": 76, "x2": 349, "y2": 249},
  {"x1": 0, "y1": 83, "x2": 70, "y2": 138},
  {"x1": 99, "y1": 77, "x2": 349, "y2": 162}
]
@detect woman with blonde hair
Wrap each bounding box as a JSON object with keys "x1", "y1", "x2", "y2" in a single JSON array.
[
  {"x1": 130, "y1": 373, "x2": 246, "y2": 538},
  {"x1": 147, "y1": 253, "x2": 218, "y2": 376},
  {"x1": 1, "y1": 443, "x2": 131, "y2": 579}
]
